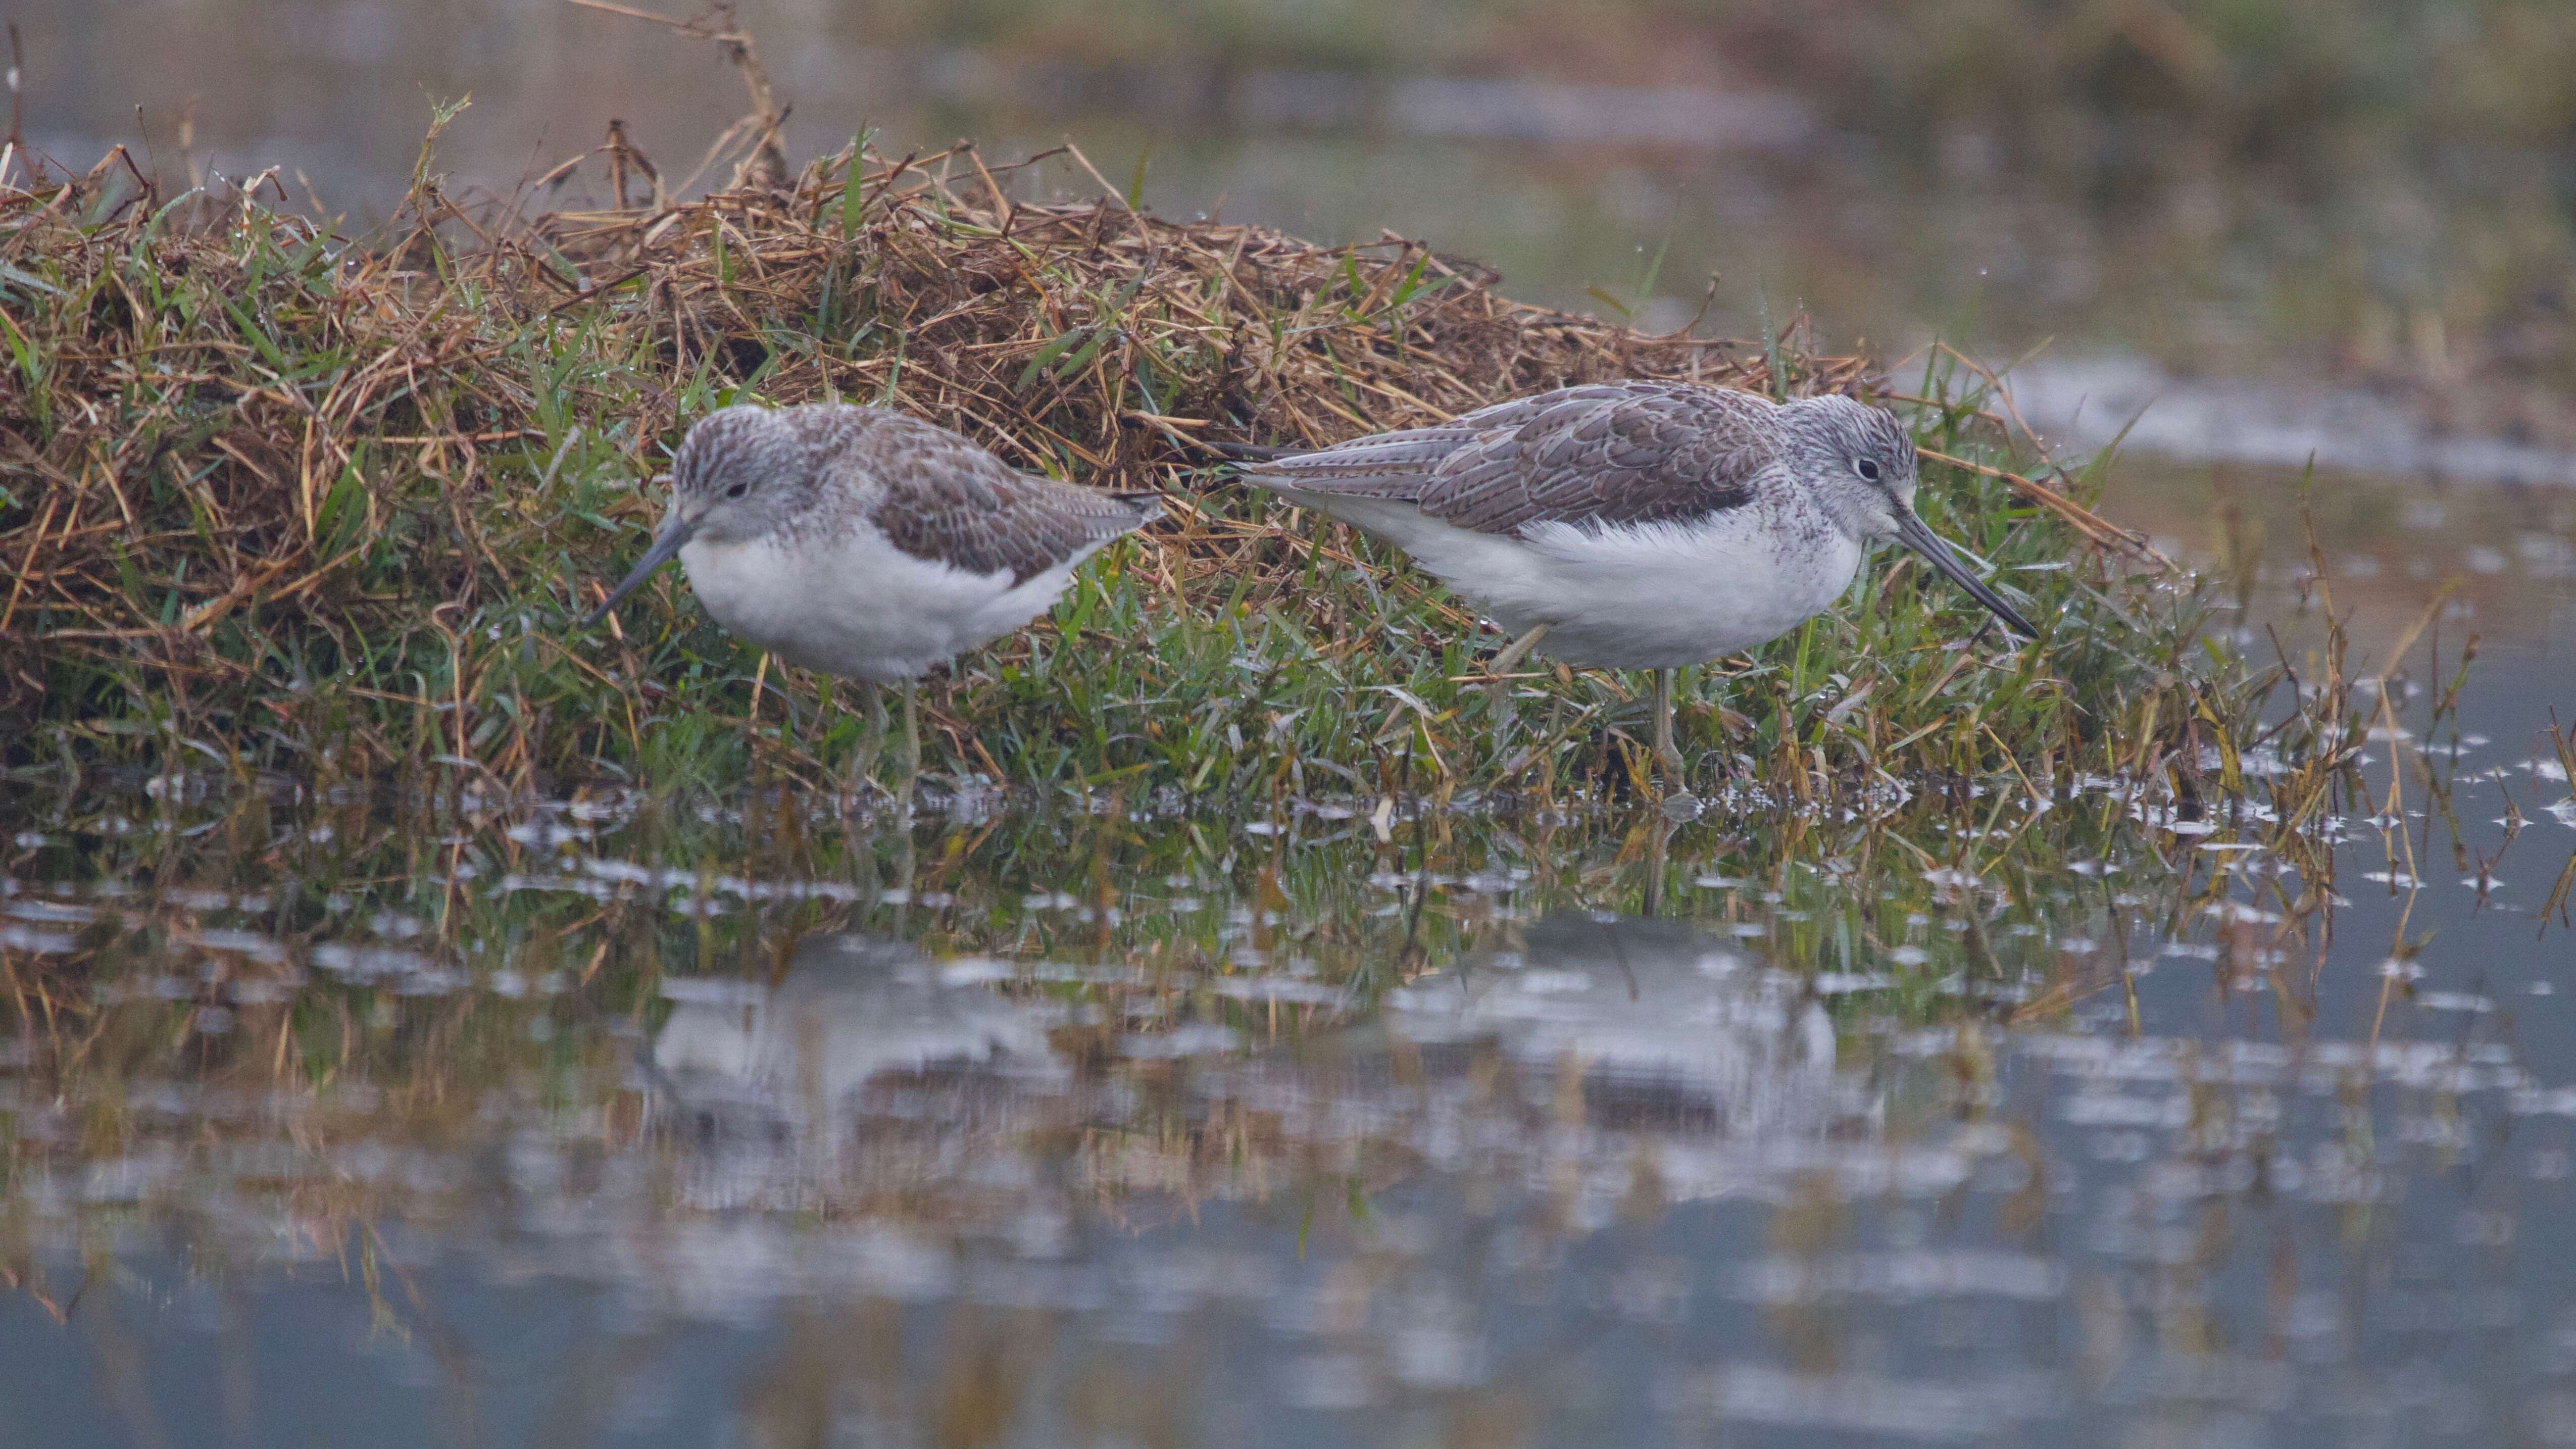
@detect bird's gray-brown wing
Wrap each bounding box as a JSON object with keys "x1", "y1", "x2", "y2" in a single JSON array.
[
  {"x1": 827, "y1": 412, "x2": 1157, "y2": 582},
  {"x1": 1239, "y1": 381, "x2": 1780, "y2": 536}
]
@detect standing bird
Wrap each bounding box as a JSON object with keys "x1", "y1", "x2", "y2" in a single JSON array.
[
  {"x1": 582, "y1": 403, "x2": 1159, "y2": 787},
  {"x1": 1233, "y1": 381, "x2": 2038, "y2": 787}
]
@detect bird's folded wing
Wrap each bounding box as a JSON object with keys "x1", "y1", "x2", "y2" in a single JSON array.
[
  {"x1": 872, "y1": 430, "x2": 1155, "y2": 583},
  {"x1": 1241, "y1": 381, "x2": 1776, "y2": 537}
]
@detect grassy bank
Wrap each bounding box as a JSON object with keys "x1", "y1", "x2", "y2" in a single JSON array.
[
  {"x1": 0, "y1": 133, "x2": 2500, "y2": 1299},
  {"x1": 2, "y1": 132, "x2": 2311, "y2": 806}
]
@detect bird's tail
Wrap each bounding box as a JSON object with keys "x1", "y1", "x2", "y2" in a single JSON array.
[{"x1": 1105, "y1": 490, "x2": 1166, "y2": 527}]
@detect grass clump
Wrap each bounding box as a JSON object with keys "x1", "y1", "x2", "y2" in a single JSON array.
[{"x1": 1, "y1": 129, "x2": 2275, "y2": 807}]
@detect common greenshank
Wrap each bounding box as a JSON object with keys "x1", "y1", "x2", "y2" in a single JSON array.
[
  {"x1": 1233, "y1": 382, "x2": 2038, "y2": 787},
  {"x1": 582, "y1": 403, "x2": 1159, "y2": 787}
]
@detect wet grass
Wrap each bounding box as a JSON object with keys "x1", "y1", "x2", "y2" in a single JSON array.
[
  {"x1": 2, "y1": 123, "x2": 2272, "y2": 813},
  {"x1": 4, "y1": 685, "x2": 2562, "y2": 1188},
  {"x1": 3, "y1": 731, "x2": 2565, "y2": 1439},
  {"x1": 3, "y1": 529, "x2": 2567, "y2": 1348},
  {"x1": 3, "y1": 40, "x2": 2571, "y2": 1440},
  {"x1": 0, "y1": 757, "x2": 2289, "y2": 1124}
]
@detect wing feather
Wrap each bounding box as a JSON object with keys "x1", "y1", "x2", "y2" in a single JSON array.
[
  {"x1": 1239, "y1": 381, "x2": 1779, "y2": 536},
  {"x1": 810, "y1": 411, "x2": 1157, "y2": 583}
]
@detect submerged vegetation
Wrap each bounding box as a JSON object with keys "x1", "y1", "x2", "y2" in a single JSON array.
[{"x1": 2, "y1": 623, "x2": 2565, "y2": 1345}]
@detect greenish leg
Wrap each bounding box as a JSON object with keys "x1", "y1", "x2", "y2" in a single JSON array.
[
  {"x1": 848, "y1": 679, "x2": 887, "y2": 792},
  {"x1": 894, "y1": 678, "x2": 922, "y2": 788},
  {"x1": 1642, "y1": 809, "x2": 1673, "y2": 916},
  {"x1": 1487, "y1": 623, "x2": 1553, "y2": 732},
  {"x1": 1654, "y1": 667, "x2": 1687, "y2": 789}
]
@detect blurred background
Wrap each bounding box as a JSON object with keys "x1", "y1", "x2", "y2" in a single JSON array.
[
  {"x1": 21, "y1": 0, "x2": 2576, "y2": 459},
  {"x1": 11, "y1": 8, "x2": 2576, "y2": 1444}
]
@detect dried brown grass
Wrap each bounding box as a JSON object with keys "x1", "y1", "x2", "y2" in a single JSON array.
[
  {"x1": 0, "y1": 123, "x2": 1873, "y2": 764},
  {"x1": 0, "y1": 12, "x2": 2187, "y2": 792}
]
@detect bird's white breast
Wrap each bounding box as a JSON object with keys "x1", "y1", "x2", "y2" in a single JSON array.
[
  {"x1": 1511, "y1": 514, "x2": 1865, "y2": 667},
  {"x1": 1282, "y1": 490, "x2": 1865, "y2": 669},
  {"x1": 680, "y1": 527, "x2": 1089, "y2": 681}
]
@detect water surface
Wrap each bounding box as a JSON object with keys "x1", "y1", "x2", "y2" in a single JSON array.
[
  {"x1": 4, "y1": 560, "x2": 2571, "y2": 1442},
  {"x1": 9, "y1": 4, "x2": 2576, "y2": 1442}
]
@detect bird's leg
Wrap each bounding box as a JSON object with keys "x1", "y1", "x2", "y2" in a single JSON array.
[
  {"x1": 1641, "y1": 809, "x2": 1673, "y2": 915},
  {"x1": 849, "y1": 679, "x2": 887, "y2": 793},
  {"x1": 1486, "y1": 623, "x2": 1553, "y2": 733},
  {"x1": 1654, "y1": 667, "x2": 1687, "y2": 790},
  {"x1": 893, "y1": 678, "x2": 922, "y2": 792}
]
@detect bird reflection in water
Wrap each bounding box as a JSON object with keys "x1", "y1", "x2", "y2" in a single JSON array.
[
  {"x1": 647, "y1": 933, "x2": 1063, "y2": 1211},
  {"x1": 1388, "y1": 912, "x2": 1853, "y2": 1141}
]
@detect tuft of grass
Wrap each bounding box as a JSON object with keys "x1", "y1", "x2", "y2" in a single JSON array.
[{"x1": 2, "y1": 129, "x2": 2278, "y2": 808}]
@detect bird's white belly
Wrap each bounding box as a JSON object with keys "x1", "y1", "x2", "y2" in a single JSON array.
[
  {"x1": 1290, "y1": 493, "x2": 1864, "y2": 668},
  {"x1": 680, "y1": 530, "x2": 1086, "y2": 681}
]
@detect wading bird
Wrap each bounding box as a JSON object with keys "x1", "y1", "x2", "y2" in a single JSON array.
[
  {"x1": 1233, "y1": 382, "x2": 2037, "y2": 789},
  {"x1": 582, "y1": 403, "x2": 1159, "y2": 788}
]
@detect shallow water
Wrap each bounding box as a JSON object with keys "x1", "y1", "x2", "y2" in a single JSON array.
[
  {"x1": 4, "y1": 538, "x2": 2572, "y2": 1443},
  {"x1": 13, "y1": 4, "x2": 2576, "y2": 1442}
]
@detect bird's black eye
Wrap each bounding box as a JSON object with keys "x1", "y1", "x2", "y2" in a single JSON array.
[
  {"x1": 1855, "y1": 459, "x2": 1883, "y2": 483},
  {"x1": 724, "y1": 481, "x2": 750, "y2": 499}
]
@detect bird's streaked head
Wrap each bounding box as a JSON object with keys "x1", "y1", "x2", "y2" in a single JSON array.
[
  {"x1": 1782, "y1": 393, "x2": 1920, "y2": 535},
  {"x1": 1782, "y1": 394, "x2": 2038, "y2": 642},
  {"x1": 578, "y1": 405, "x2": 821, "y2": 629},
  {"x1": 669, "y1": 405, "x2": 827, "y2": 546}
]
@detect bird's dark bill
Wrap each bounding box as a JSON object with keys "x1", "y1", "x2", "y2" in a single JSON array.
[
  {"x1": 1893, "y1": 510, "x2": 2040, "y2": 640},
  {"x1": 579, "y1": 517, "x2": 695, "y2": 629}
]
